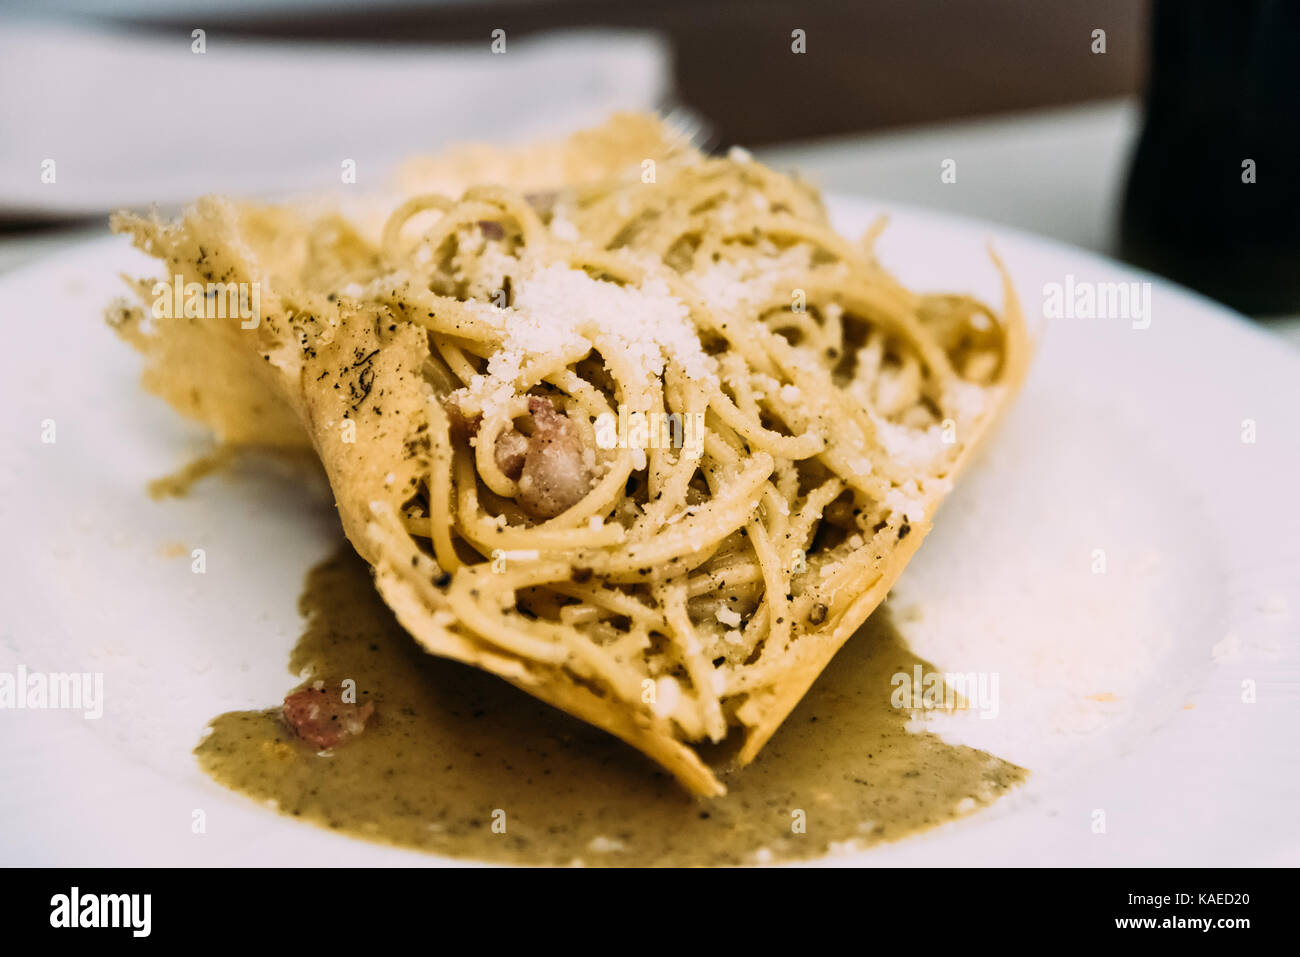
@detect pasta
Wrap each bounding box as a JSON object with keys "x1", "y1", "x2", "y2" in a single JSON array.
[{"x1": 108, "y1": 114, "x2": 1028, "y2": 796}]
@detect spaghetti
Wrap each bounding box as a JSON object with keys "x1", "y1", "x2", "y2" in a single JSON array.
[{"x1": 110, "y1": 114, "x2": 1028, "y2": 795}]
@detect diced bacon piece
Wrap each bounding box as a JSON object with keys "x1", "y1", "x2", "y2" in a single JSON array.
[
  {"x1": 494, "y1": 428, "x2": 529, "y2": 479},
  {"x1": 282, "y1": 682, "x2": 375, "y2": 749},
  {"x1": 517, "y1": 395, "x2": 594, "y2": 519}
]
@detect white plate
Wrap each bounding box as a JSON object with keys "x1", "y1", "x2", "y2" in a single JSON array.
[{"x1": 1, "y1": 196, "x2": 1297, "y2": 866}]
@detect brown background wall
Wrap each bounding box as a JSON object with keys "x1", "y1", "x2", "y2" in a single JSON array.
[{"x1": 131, "y1": 0, "x2": 1151, "y2": 145}]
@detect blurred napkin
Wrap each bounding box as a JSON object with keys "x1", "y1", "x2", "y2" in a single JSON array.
[{"x1": 0, "y1": 21, "x2": 670, "y2": 219}]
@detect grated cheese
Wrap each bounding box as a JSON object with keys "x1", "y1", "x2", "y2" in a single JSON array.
[
  {"x1": 461, "y1": 261, "x2": 717, "y2": 419},
  {"x1": 872, "y1": 417, "x2": 950, "y2": 471},
  {"x1": 716, "y1": 607, "x2": 742, "y2": 627}
]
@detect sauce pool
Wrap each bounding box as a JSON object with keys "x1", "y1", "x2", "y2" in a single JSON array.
[{"x1": 197, "y1": 548, "x2": 1024, "y2": 865}]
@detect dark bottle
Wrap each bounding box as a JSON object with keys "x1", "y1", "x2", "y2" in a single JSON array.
[{"x1": 1120, "y1": 0, "x2": 1300, "y2": 315}]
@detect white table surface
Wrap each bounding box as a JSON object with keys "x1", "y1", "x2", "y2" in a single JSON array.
[
  {"x1": 762, "y1": 98, "x2": 1141, "y2": 257},
  {"x1": 4, "y1": 97, "x2": 1298, "y2": 345}
]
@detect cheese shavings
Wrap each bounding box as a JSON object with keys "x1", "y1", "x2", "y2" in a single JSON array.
[{"x1": 459, "y1": 261, "x2": 717, "y2": 419}]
